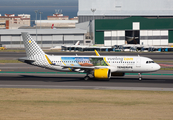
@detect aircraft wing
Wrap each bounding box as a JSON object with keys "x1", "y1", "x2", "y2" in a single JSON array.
[
  {"x1": 59, "y1": 65, "x2": 117, "y2": 73},
  {"x1": 60, "y1": 65, "x2": 101, "y2": 70}
]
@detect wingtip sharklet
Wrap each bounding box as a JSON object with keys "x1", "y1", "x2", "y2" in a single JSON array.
[{"x1": 95, "y1": 50, "x2": 100, "y2": 56}]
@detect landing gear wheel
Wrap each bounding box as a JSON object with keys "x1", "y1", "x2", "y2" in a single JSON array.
[
  {"x1": 138, "y1": 73, "x2": 142, "y2": 81},
  {"x1": 84, "y1": 76, "x2": 90, "y2": 81}
]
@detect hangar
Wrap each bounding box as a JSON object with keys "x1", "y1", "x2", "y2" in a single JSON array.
[
  {"x1": 0, "y1": 29, "x2": 86, "y2": 49},
  {"x1": 78, "y1": 0, "x2": 173, "y2": 46},
  {"x1": 95, "y1": 17, "x2": 173, "y2": 46}
]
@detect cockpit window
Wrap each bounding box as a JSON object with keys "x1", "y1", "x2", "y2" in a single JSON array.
[{"x1": 146, "y1": 61, "x2": 155, "y2": 64}]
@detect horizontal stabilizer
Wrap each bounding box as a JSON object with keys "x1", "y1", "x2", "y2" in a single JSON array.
[{"x1": 18, "y1": 57, "x2": 35, "y2": 64}]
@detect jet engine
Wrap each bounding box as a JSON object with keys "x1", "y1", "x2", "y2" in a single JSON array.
[{"x1": 94, "y1": 68, "x2": 111, "y2": 79}]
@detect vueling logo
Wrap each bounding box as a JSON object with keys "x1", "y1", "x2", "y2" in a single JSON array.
[{"x1": 124, "y1": 58, "x2": 133, "y2": 61}]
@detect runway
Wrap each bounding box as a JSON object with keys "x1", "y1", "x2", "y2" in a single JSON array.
[
  {"x1": 0, "y1": 52, "x2": 173, "y2": 91},
  {"x1": 0, "y1": 73, "x2": 173, "y2": 91}
]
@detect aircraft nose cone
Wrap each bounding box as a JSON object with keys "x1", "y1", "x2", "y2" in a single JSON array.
[{"x1": 156, "y1": 64, "x2": 161, "y2": 70}]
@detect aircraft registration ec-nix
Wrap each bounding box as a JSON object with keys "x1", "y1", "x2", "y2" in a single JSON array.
[{"x1": 18, "y1": 32, "x2": 161, "y2": 81}]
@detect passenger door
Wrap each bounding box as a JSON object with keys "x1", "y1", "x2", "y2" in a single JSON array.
[{"x1": 136, "y1": 58, "x2": 141, "y2": 67}]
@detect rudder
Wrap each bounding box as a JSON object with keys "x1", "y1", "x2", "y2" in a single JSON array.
[{"x1": 21, "y1": 32, "x2": 45, "y2": 58}]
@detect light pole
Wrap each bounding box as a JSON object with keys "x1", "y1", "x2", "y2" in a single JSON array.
[
  {"x1": 35, "y1": 10, "x2": 38, "y2": 42},
  {"x1": 91, "y1": 9, "x2": 96, "y2": 42},
  {"x1": 91, "y1": 8, "x2": 96, "y2": 20},
  {"x1": 91, "y1": 9, "x2": 96, "y2": 20},
  {"x1": 39, "y1": 12, "x2": 43, "y2": 29}
]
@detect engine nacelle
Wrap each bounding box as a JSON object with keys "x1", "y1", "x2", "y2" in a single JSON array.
[
  {"x1": 111, "y1": 72, "x2": 125, "y2": 76},
  {"x1": 94, "y1": 68, "x2": 111, "y2": 79}
]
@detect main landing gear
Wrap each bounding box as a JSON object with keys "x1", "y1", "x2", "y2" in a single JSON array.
[
  {"x1": 84, "y1": 73, "x2": 92, "y2": 81},
  {"x1": 138, "y1": 73, "x2": 142, "y2": 81},
  {"x1": 84, "y1": 76, "x2": 90, "y2": 81}
]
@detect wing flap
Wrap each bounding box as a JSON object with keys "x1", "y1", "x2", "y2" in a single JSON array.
[{"x1": 60, "y1": 65, "x2": 95, "y2": 69}]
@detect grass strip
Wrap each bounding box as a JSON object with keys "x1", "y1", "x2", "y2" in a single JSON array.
[
  {"x1": 160, "y1": 68, "x2": 173, "y2": 70},
  {"x1": 0, "y1": 49, "x2": 61, "y2": 52},
  {"x1": 0, "y1": 88, "x2": 173, "y2": 120},
  {"x1": 0, "y1": 50, "x2": 26, "y2": 52},
  {"x1": 0, "y1": 60, "x2": 22, "y2": 63}
]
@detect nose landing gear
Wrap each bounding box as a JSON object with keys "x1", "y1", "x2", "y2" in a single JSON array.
[{"x1": 138, "y1": 73, "x2": 142, "y2": 81}]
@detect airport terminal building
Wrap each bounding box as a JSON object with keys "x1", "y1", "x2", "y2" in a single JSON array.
[{"x1": 78, "y1": 0, "x2": 173, "y2": 46}]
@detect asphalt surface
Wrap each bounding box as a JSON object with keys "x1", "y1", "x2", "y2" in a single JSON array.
[
  {"x1": 0, "y1": 73, "x2": 173, "y2": 91},
  {"x1": 0, "y1": 63, "x2": 173, "y2": 91}
]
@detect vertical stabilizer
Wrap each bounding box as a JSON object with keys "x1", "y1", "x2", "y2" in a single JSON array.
[
  {"x1": 21, "y1": 32, "x2": 45, "y2": 58},
  {"x1": 75, "y1": 41, "x2": 80, "y2": 45}
]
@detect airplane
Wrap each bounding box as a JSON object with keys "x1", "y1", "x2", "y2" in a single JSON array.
[
  {"x1": 74, "y1": 41, "x2": 80, "y2": 45},
  {"x1": 126, "y1": 31, "x2": 139, "y2": 44},
  {"x1": 51, "y1": 41, "x2": 80, "y2": 50},
  {"x1": 126, "y1": 36, "x2": 139, "y2": 43},
  {"x1": 18, "y1": 32, "x2": 161, "y2": 81}
]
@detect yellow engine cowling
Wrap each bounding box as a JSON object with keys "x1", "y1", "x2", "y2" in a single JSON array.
[
  {"x1": 111, "y1": 72, "x2": 125, "y2": 76},
  {"x1": 94, "y1": 68, "x2": 111, "y2": 79}
]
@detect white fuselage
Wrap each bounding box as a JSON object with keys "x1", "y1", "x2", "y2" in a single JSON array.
[{"x1": 31, "y1": 55, "x2": 160, "y2": 73}]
